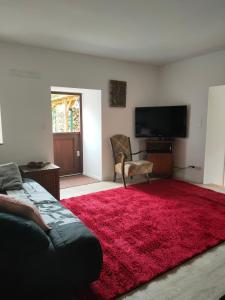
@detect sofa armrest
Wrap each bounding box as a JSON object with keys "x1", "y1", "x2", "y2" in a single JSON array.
[{"x1": 0, "y1": 212, "x2": 50, "y2": 254}]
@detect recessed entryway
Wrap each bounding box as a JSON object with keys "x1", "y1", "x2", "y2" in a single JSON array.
[
  {"x1": 51, "y1": 92, "x2": 82, "y2": 176},
  {"x1": 51, "y1": 86, "x2": 102, "y2": 188}
]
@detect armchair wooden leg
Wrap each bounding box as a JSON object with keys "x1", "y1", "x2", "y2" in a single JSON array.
[
  {"x1": 113, "y1": 172, "x2": 117, "y2": 182},
  {"x1": 120, "y1": 152, "x2": 127, "y2": 188},
  {"x1": 122, "y1": 171, "x2": 127, "y2": 188},
  {"x1": 145, "y1": 173, "x2": 150, "y2": 183}
]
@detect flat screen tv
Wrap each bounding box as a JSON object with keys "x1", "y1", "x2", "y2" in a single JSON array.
[{"x1": 135, "y1": 105, "x2": 187, "y2": 138}]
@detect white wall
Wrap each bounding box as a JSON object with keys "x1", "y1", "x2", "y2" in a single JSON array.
[
  {"x1": 0, "y1": 41, "x2": 159, "y2": 179},
  {"x1": 204, "y1": 85, "x2": 225, "y2": 185},
  {"x1": 51, "y1": 86, "x2": 102, "y2": 180},
  {"x1": 82, "y1": 90, "x2": 102, "y2": 180},
  {"x1": 0, "y1": 105, "x2": 3, "y2": 144},
  {"x1": 159, "y1": 49, "x2": 225, "y2": 183},
  {"x1": 3, "y1": 40, "x2": 224, "y2": 183}
]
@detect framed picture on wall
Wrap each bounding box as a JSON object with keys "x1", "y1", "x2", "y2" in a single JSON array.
[{"x1": 109, "y1": 80, "x2": 127, "y2": 107}]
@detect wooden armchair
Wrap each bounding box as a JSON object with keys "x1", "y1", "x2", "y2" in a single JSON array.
[{"x1": 110, "y1": 134, "x2": 153, "y2": 188}]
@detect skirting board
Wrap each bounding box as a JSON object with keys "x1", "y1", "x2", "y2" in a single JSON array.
[{"x1": 83, "y1": 172, "x2": 102, "y2": 181}]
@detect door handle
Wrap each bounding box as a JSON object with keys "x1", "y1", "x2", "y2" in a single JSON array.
[{"x1": 76, "y1": 150, "x2": 80, "y2": 157}]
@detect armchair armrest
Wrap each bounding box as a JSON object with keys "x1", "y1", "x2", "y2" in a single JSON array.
[{"x1": 131, "y1": 150, "x2": 147, "y2": 156}]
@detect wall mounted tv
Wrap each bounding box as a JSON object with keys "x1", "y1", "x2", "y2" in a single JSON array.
[{"x1": 135, "y1": 105, "x2": 187, "y2": 138}]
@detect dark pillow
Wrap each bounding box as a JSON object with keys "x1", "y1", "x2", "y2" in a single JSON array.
[
  {"x1": 0, "y1": 162, "x2": 23, "y2": 190},
  {"x1": 0, "y1": 212, "x2": 50, "y2": 254}
]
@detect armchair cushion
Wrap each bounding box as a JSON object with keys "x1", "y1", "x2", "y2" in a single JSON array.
[{"x1": 115, "y1": 160, "x2": 153, "y2": 177}]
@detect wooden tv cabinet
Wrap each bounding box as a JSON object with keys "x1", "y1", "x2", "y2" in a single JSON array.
[{"x1": 145, "y1": 139, "x2": 173, "y2": 177}]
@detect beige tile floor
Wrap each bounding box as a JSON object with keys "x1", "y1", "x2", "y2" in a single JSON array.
[{"x1": 60, "y1": 179, "x2": 225, "y2": 300}]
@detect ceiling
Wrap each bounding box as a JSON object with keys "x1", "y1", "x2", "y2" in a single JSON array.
[{"x1": 0, "y1": 0, "x2": 225, "y2": 65}]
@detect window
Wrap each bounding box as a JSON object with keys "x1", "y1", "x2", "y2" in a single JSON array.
[{"x1": 51, "y1": 94, "x2": 81, "y2": 133}]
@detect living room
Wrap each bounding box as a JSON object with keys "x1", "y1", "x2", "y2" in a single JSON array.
[{"x1": 1, "y1": 1, "x2": 225, "y2": 300}]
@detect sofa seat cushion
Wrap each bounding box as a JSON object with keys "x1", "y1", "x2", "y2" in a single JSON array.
[{"x1": 115, "y1": 160, "x2": 153, "y2": 176}]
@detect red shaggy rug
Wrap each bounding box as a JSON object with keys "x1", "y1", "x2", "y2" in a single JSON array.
[{"x1": 61, "y1": 179, "x2": 225, "y2": 299}]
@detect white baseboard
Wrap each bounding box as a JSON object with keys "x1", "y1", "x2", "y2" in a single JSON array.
[
  {"x1": 102, "y1": 175, "x2": 114, "y2": 181},
  {"x1": 83, "y1": 171, "x2": 102, "y2": 181}
]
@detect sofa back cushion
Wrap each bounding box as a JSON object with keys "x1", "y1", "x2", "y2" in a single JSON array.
[
  {"x1": 0, "y1": 194, "x2": 51, "y2": 231},
  {"x1": 0, "y1": 162, "x2": 23, "y2": 191}
]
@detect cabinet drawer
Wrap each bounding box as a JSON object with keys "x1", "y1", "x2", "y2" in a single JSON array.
[
  {"x1": 146, "y1": 141, "x2": 172, "y2": 153},
  {"x1": 147, "y1": 153, "x2": 173, "y2": 177}
]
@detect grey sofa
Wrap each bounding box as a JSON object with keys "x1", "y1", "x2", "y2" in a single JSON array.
[{"x1": 0, "y1": 178, "x2": 103, "y2": 299}]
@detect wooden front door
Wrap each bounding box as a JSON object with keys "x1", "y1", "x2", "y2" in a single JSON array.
[
  {"x1": 51, "y1": 92, "x2": 82, "y2": 176},
  {"x1": 53, "y1": 133, "x2": 82, "y2": 176}
]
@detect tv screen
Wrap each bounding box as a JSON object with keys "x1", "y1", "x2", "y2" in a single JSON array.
[{"x1": 135, "y1": 105, "x2": 187, "y2": 138}]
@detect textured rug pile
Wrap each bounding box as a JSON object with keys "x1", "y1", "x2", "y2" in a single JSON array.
[{"x1": 61, "y1": 179, "x2": 225, "y2": 299}]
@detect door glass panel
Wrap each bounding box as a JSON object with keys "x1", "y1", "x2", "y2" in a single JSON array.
[{"x1": 51, "y1": 94, "x2": 80, "y2": 133}]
